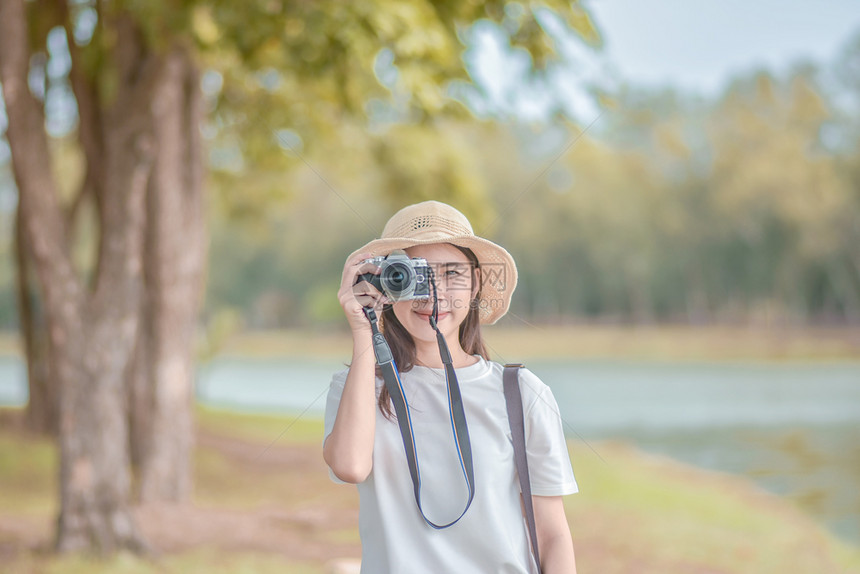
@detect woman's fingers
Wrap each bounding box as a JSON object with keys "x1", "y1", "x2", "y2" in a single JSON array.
[
  {"x1": 341, "y1": 252, "x2": 370, "y2": 283},
  {"x1": 342, "y1": 253, "x2": 382, "y2": 289},
  {"x1": 339, "y1": 252, "x2": 390, "y2": 314},
  {"x1": 354, "y1": 292, "x2": 379, "y2": 309}
]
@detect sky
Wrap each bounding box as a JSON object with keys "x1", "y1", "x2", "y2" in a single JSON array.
[
  {"x1": 464, "y1": 0, "x2": 860, "y2": 122},
  {"x1": 588, "y1": 0, "x2": 860, "y2": 95}
]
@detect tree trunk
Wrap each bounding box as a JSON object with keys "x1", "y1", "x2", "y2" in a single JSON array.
[
  {"x1": 825, "y1": 258, "x2": 860, "y2": 324},
  {"x1": 684, "y1": 262, "x2": 712, "y2": 326},
  {"x1": 127, "y1": 265, "x2": 154, "y2": 474},
  {"x1": 15, "y1": 207, "x2": 57, "y2": 435},
  {"x1": 0, "y1": 1, "x2": 157, "y2": 552},
  {"x1": 625, "y1": 265, "x2": 655, "y2": 324},
  {"x1": 133, "y1": 47, "x2": 207, "y2": 503},
  {"x1": 55, "y1": 307, "x2": 147, "y2": 553},
  {"x1": 54, "y1": 61, "x2": 156, "y2": 549}
]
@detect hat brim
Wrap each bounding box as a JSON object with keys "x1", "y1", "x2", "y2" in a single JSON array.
[{"x1": 348, "y1": 235, "x2": 517, "y2": 325}]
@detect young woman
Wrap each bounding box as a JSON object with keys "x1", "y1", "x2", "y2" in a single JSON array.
[{"x1": 324, "y1": 201, "x2": 578, "y2": 573}]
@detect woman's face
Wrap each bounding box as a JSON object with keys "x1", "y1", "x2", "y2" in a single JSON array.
[{"x1": 391, "y1": 243, "x2": 479, "y2": 346}]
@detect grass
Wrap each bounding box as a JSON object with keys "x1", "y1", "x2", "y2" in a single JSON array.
[
  {"x1": 2, "y1": 407, "x2": 859, "y2": 573},
  {"x1": 3, "y1": 551, "x2": 322, "y2": 574},
  {"x1": 1, "y1": 321, "x2": 858, "y2": 574},
  {"x1": 5, "y1": 324, "x2": 855, "y2": 363},
  {"x1": 0, "y1": 429, "x2": 57, "y2": 516},
  {"x1": 567, "y1": 440, "x2": 860, "y2": 573},
  {"x1": 196, "y1": 406, "x2": 323, "y2": 445},
  {"x1": 210, "y1": 324, "x2": 860, "y2": 362}
]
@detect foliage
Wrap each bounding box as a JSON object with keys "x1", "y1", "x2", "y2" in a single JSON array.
[
  {"x1": 2, "y1": 6, "x2": 859, "y2": 331},
  {"x1": 200, "y1": 53, "x2": 860, "y2": 329}
]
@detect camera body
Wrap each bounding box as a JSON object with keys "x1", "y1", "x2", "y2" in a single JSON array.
[{"x1": 356, "y1": 250, "x2": 432, "y2": 302}]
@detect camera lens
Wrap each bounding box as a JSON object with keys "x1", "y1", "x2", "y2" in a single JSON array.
[{"x1": 381, "y1": 261, "x2": 415, "y2": 300}]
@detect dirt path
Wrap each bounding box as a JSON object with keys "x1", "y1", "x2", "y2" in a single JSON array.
[
  {"x1": 0, "y1": 427, "x2": 362, "y2": 566},
  {"x1": 139, "y1": 431, "x2": 361, "y2": 562}
]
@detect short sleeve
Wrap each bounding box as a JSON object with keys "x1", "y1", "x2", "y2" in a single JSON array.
[
  {"x1": 323, "y1": 368, "x2": 350, "y2": 484},
  {"x1": 519, "y1": 369, "x2": 578, "y2": 496},
  {"x1": 324, "y1": 368, "x2": 349, "y2": 443}
]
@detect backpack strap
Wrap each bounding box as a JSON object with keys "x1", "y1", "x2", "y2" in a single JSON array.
[{"x1": 503, "y1": 363, "x2": 541, "y2": 572}]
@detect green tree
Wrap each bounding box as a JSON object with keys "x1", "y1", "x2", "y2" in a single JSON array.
[
  {"x1": 0, "y1": 0, "x2": 599, "y2": 553},
  {"x1": 708, "y1": 71, "x2": 856, "y2": 322}
]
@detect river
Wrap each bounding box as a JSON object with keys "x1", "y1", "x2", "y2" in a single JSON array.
[{"x1": 1, "y1": 355, "x2": 858, "y2": 544}]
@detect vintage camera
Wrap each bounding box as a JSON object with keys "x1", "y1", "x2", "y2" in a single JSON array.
[{"x1": 354, "y1": 250, "x2": 432, "y2": 302}]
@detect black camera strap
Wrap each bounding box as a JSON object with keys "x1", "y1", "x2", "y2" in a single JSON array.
[{"x1": 361, "y1": 273, "x2": 475, "y2": 529}]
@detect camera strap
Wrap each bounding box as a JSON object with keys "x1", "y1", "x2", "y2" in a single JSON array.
[
  {"x1": 361, "y1": 282, "x2": 475, "y2": 529},
  {"x1": 503, "y1": 363, "x2": 542, "y2": 572}
]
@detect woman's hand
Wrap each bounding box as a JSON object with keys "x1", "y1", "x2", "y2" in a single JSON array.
[
  {"x1": 337, "y1": 252, "x2": 389, "y2": 337},
  {"x1": 325, "y1": 252, "x2": 387, "y2": 484}
]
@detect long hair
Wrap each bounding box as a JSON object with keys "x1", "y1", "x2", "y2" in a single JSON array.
[{"x1": 372, "y1": 245, "x2": 490, "y2": 418}]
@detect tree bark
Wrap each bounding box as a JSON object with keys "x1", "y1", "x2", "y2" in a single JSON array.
[
  {"x1": 15, "y1": 207, "x2": 57, "y2": 435},
  {"x1": 127, "y1": 264, "x2": 154, "y2": 476},
  {"x1": 133, "y1": 46, "x2": 207, "y2": 503},
  {"x1": 625, "y1": 265, "x2": 655, "y2": 324},
  {"x1": 825, "y1": 258, "x2": 860, "y2": 324},
  {"x1": 0, "y1": 0, "x2": 157, "y2": 553},
  {"x1": 684, "y1": 262, "x2": 712, "y2": 325}
]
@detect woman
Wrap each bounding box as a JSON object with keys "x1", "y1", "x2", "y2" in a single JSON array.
[{"x1": 324, "y1": 200, "x2": 578, "y2": 573}]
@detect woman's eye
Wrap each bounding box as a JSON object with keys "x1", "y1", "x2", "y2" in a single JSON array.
[{"x1": 446, "y1": 268, "x2": 463, "y2": 276}]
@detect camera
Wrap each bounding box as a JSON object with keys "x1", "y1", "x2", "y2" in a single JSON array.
[{"x1": 354, "y1": 250, "x2": 432, "y2": 302}]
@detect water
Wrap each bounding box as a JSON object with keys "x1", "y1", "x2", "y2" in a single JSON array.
[
  {"x1": 532, "y1": 359, "x2": 860, "y2": 545},
  {"x1": 1, "y1": 355, "x2": 859, "y2": 543}
]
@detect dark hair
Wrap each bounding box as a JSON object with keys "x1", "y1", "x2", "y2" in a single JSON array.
[{"x1": 367, "y1": 244, "x2": 490, "y2": 419}]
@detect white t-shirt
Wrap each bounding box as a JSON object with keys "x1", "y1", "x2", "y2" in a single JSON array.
[{"x1": 323, "y1": 355, "x2": 577, "y2": 574}]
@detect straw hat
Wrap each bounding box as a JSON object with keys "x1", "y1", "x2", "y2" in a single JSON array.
[{"x1": 349, "y1": 200, "x2": 517, "y2": 325}]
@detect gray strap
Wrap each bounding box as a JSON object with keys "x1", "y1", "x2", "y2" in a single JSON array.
[{"x1": 503, "y1": 364, "x2": 541, "y2": 572}]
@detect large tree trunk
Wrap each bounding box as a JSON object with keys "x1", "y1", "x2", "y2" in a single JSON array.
[
  {"x1": 55, "y1": 42, "x2": 158, "y2": 549},
  {"x1": 55, "y1": 302, "x2": 147, "y2": 553},
  {"x1": 130, "y1": 46, "x2": 207, "y2": 503},
  {"x1": 15, "y1": 207, "x2": 57, "y2": 435},
  {"x1": 0, "y1": 1, "x2": 157, "y2": 552},
  {"x1": 127, "y1": 269, "x2": 154, "y2": 476}
]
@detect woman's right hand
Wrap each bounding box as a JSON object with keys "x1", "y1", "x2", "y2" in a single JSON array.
[
  {"x1": 328, "y1": 252, "x2": 386, "y2": 483},
  {"x1": 337, "y1": 252, "x2": 389, "y2": 338}
]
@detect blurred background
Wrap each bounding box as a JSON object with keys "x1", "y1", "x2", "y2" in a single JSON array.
[{"x1": 1, "y1": 0, "x2": 859, "y2": 572}]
